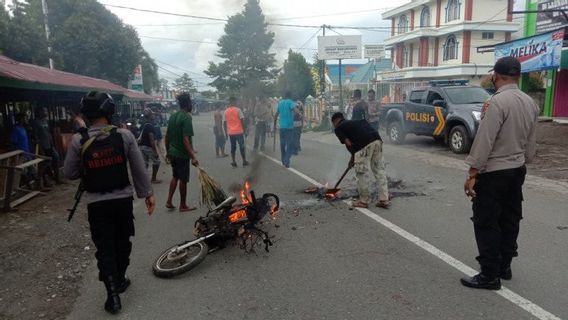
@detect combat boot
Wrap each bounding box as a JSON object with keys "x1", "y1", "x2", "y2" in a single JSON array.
[
  {"x1": 103, "y1": 276, "x2": 122, "y2": 314},
  {"x1": 117, "y1": 276, "x2": 131, "y2": 293}
]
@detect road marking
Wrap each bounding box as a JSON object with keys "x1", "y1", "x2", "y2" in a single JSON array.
[{"x1": 259, "y1": 151, "x2": 562, "y2": 320}]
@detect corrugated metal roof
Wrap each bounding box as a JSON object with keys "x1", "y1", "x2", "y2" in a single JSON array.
[
  {"x1": 0, "y1": 55, "x2": 129, "y2": 94},
  {"x1": 123, "y1": 89, "x2": 154, "y2": 101}
]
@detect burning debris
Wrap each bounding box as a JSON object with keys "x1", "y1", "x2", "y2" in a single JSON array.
[{"x1": 304, "y1": 177, "x2": 425, "y2": 201}]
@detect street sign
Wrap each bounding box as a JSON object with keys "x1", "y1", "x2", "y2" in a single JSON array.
[
  {"x1": 317, "y1": 35, "x2": 362, "y2": 60},
  {"x1": 364, "y1": 44, "x2": 385, "y2": 59}
]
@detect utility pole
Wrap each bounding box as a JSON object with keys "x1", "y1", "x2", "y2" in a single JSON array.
[{"x1": 41, "y1": 0, "x2": 54, "y2": 69}]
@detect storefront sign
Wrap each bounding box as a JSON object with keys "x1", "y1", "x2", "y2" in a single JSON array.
[
  {"x1": 537, "y1": 0, "x2": 568, "y2": 33},
  {"x1": 495, "y1": 29, "x2": 565, "y2": 72},
  {"x1": 364, "y1": 44, "x2": 385, "y2": 59},
  {"x1": 317, "y1": 35, "x2": 362, "y2": 60},
  {"x1": 129, "y1": 64, "x2": 144, "y2": 92}
]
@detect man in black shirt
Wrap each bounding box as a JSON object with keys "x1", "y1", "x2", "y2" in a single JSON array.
[
  {"x1": 351, "y1": 89, "x2": 368, "y2": 121},
  {"x1": 332, "y1": 112, "x2": 390, "y2": 209}
]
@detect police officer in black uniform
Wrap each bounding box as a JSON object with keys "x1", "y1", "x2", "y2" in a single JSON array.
[{"x1": 64, "y1": 91, "x2": 155, "y2": 314}]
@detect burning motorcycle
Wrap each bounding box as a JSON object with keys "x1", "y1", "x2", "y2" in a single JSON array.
[{"x1": 152, "y1": 188, "x2": 279, "y2": 278}]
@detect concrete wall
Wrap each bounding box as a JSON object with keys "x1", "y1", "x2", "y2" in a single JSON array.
[{"x1": 469, "y1": 31, "x2": 508, "y2": 65}]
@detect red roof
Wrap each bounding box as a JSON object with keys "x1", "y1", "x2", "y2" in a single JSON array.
[{"x1": 0, "y1": 55, "x2": 151, "y2": 99}]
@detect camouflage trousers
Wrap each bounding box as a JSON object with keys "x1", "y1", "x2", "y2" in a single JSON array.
[{"x1": 354, "y1": 140, "x2": 389, "y2": 204}]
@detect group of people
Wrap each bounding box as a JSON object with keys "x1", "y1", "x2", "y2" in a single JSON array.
[
  {"x1": 9, "y1": 107, "x2": 67, "y2": 189},
  {"x1": 344, "y1": 89, "x2": 382, "y2": 130},
  {"x1": 211, "y1": 92, "x2": 305, "y2": 169}
]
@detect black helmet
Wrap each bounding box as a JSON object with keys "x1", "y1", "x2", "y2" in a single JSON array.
[{"x1": 80, "y1": 91, "x2": 115, "y2": 119}]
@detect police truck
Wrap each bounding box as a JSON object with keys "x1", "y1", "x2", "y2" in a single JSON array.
[{"x1": 380, "y1": 80, "x2": 490, "y2": 154}]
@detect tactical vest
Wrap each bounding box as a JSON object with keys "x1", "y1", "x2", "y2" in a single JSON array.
[{"x1": 81, "y1": 128, "x2": 130, "y2": 193}]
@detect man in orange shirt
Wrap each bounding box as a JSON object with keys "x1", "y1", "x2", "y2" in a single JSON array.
[{"x1": 224, "y1": 97, "x2": 249, "y2": 168}]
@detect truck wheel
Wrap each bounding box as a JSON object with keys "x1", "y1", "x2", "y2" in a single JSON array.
[
  {"x1": 388, "y1": 121, "x2": 405, "y2": 145},
  {"x1": 448, "y1": 125, "x2": 471, "y2": 154}
]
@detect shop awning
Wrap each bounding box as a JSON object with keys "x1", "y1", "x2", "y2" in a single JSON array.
[{"x1": 0, "y1": 55, "x2": 126, "y2": 94}]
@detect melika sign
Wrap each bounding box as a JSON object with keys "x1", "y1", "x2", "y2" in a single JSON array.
[{"x1": 495, "y1": 29, "x2": 565, "y2": 73}]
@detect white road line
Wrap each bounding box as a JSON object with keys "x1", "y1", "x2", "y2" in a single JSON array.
[{"x1": 259, "y1": 151, "x2": 562, "y2": 320}]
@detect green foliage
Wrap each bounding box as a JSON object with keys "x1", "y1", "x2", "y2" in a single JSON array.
[
  {"x1": 1, "y1": 0, "x2": 159, "y2": 89},
  {"x1": 205, "y1": 0, "x2": 276, "y2": 97},
  {"x1": 527, "y1": 72, "x2": 544, "y2": 91},
  {"x1": 278, "y1": 50, "x2": 315, "y2": 101},
  {"x1": 174, "y1": 73, "x2": 196, "y2": 93},
  {"x1": 1, "y1": 1, "x2": 49, "y2": 65},
  {"x1": 0, "y1": 1, "x2": 9, "y2": 54}
]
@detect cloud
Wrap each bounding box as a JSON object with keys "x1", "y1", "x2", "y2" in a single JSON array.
[{"x1": 102, "y1": 0, "x2": 409, "y2": 87}]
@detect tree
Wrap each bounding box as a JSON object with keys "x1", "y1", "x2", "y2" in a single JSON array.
[
  {"x1": 159, "y1": 78, "x2": 170, "y2": 91},
  {"x1": 0, "y1": 1, "x2": 10, "y2": 53},
  {"x1": 205, "y1": 0, "x2": 276, "y2": 97},
  {"x1": 278, "y1": 50, "x2": 315, "y2": 101},
  {"x1": 173, "y1": 73, "x2": 196, "y2": 93},
  {"x1": 1, "y1": 0, "x2": 158, "y2": 88},
  {"x1": 2, "y1": 1, "x2": 49, "y2": 65}
]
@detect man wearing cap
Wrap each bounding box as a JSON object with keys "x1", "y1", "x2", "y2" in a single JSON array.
[
  {"x1": 64, "y1": 91, "x2": 155, "y2": 314},
  {"x1": 461, "y1": 57, "x2": 538, "y2": 290}
]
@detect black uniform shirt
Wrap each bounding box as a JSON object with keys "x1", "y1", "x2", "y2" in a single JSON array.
[
  {"x1": 334, "y1": 119, "x2": 381, "y2": 154},
  {"x1": 351, "y1": 101, "x2": 367, "y2": 120}
]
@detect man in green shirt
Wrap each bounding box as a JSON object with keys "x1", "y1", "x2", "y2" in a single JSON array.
[{"x1": 165, "y1": 93, "x2": 199, "y2": 212}]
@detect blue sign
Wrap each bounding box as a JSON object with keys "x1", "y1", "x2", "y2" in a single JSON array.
[{"x1": 495, "y1": 29, "x2": 565, "y2": 73}]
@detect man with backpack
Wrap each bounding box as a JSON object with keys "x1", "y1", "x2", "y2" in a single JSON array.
[{"x1": 64, "y1": 91, "x2": 155, "y2": 314}]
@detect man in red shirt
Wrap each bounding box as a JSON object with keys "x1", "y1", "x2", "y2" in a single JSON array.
[{"x1": 224, "y1": 97, "x2": 249, "y2": 168}]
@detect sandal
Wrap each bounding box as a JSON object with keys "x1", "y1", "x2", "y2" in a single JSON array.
[
  {"x1": 179, "y1": 206, "x2": 197, "y2": 212},
  {"x1": 376, "y1": 200, "x2": 391, "y2": 209},
  {"x1": 352, "y1": 200, "x2": 368, "y2": 208}
]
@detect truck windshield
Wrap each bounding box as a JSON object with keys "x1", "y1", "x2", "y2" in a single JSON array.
[{"x1": 443, "y1": 87, "x2": 490, "y2": 104}]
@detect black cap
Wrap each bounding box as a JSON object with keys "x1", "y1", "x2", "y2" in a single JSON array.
[{"x1": 491, "y1": 56, "x2": 521, "y2": 76}]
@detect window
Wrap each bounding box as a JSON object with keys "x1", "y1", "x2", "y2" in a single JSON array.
[
  {"x1": 443, "y1": 87, "x2": 490, "y2": 104},
  {"x1": 482, "y1": 32, "x2": 494, "y2": 40},
  {"x1": 446, "y1": 0, "x2": 461, "y2": 22},
  {"x1": 426, "y1": 91, "x2": 444, "y2": 105},
  {"x1": 420, "y1": 7, "x2": 431, "y2": 28},
  {"x1": 409, "y1": 90, "x2": 425, "y2": 103},
  {"x1": 443, "y1": 34, "x2": 458, "y2": 61},
  {"x1": 403, "y1": 46, "x2": 410, "y2": 67},
  {"x1": 398, "y1": 15, "x2": 409, "y2": 34}
]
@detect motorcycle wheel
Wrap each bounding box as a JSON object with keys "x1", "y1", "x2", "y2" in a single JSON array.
[{"x1": 152, "y1": 241, "x2": 209, "y2": 278}]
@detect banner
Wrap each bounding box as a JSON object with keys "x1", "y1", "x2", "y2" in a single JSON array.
[
  {"x1": 494, "y1": 29, "x2": 565, "y2": 73},
  {"x1": 537, "y1": 0, "x2": 568, "y2": 33},
  {"x1": 317, "y1": 35, "x2": 362, "y2": 60}
]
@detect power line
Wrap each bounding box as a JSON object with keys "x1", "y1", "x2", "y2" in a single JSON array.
[
  {"x1": 299, "y1": 27, "x2": 322, "y2": 50},
  {"x1": 139, "y1": 35, "x2": 318, "y2": 51},
  {"x1": 271, "y1": 7, "x2": 395, "y2": 21},
  {"x1": 133, "y1": 22, "x2": 225, "y2": 27},
  {"x1": 154, "y1": 59, "x2": 212, "y2": 78},
  {"x1": 101, "y1": 3, "x2": 227, "y2": 21}
]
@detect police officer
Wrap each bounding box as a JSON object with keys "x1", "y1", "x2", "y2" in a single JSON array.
[
  {"x1": 461, "y1": 57, "x2": 538, "y2": 290},
  {"x1": 64, "y1": 91, "x2": 155, "y2": 314}
]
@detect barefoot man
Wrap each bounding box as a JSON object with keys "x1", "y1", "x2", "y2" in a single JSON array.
[{"x1": 165, "y1": 93, "x2": 199, "y2": 212}]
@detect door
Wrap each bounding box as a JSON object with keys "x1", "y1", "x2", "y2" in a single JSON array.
[
  {"x1": 553, "y1": 70, "x2": 568, "y2": 117},
  {"x1": 417, "y1": 90, "x2": 446, "y2": 135},
  {"x1": 404, "y1": 90, "x2": 426, "y2": 132}
]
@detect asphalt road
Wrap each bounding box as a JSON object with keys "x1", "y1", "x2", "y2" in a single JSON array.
[{"x1": 67, "y1": 114, "x2": 568, "y2": 320}]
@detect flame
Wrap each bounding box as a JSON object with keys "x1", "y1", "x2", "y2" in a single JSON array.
[
  {"x1": 325, "y1": 189, "x2": 339, "y2": 200},
  {"x1": 240, "y1": 180, "x2": 252, "y2": 204},
  {"x1": 229, "y1": 209, "x2": 247, "y2": 223}
]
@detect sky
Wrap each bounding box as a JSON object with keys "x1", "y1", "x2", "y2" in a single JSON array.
[
  {"x1": 4, "y1": 0, "x2": 526, "y2": 90},
  {"x1": 99, "y1": 0, "x2": 404, "y2": 89}
]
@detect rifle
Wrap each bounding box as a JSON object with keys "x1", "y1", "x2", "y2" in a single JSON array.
[{"x1": 67, "y1": 181, "x2": 84, "y2": 222}]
